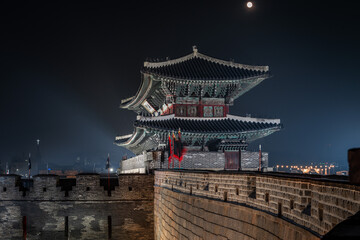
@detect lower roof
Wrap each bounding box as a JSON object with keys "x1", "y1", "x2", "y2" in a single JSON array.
[
  {"x1": 134, "y1": 114, "x2": 281, "y2": 133},
  {"x1": 115, "y1": 114, "x2": 282, "y2": 154}
]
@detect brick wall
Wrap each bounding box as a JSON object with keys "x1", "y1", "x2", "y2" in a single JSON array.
[
  {"x1": 0, "y1": 174, "x2": 154, "y2": 240},
  {"x1": 2, "y1": 171, "x2": 359, "y2": 239},
  {"x1": 154, "y1": 170, "x2": 360, "y2": 239}
]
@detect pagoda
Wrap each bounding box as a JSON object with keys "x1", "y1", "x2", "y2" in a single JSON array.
[{"x1": 116, "y1": 46, "x2": 281, "y2": 172}]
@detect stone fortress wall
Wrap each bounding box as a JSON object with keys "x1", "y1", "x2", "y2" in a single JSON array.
[
  {"x1": 1, "y1": 170, "x2": 359, "y2": 240},
  {"x1": 154, "y1": 170, "x2": 360, "y2": 240},
  {"x1": 0, "y1": 174, "x2": 154, "y2": 240},
  {"x1": 120, "y1": 150, "x2": 269, "y2": 173}
]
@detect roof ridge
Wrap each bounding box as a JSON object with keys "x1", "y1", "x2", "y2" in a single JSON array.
[
  {"x1": 143, "y1": 53, "x2": 195, "y2": 68},
  {"x1": 196, "y1": 52, "x2": 269, "y2": 72},
  {"x1": 143, "y1": 46, "x2": 269, "y2": 72}
]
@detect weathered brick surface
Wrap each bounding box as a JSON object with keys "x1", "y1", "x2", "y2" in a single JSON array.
[
  {"x1": 2, "y1": 171, "x2": 359, "y2": 239},
  {"x1": 154, "y1": 171, "x2": 360, "y2": 239},
  {"x1": 154, "y1": 187, "x2": 318, "y2": 240},
  {"x1": 0, "y1": 174, "x2": 154, "y2": 240}
]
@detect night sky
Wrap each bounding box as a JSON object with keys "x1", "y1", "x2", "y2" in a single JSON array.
[{"x1": 1, "y1": 1, "x2": 359, "y2": 168}]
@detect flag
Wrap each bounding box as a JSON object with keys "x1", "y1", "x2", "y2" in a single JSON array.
[
  {"x1": 178, "y1": 129, "x2": 186, "y2": 162},
  {"x1": 167, "y1": 133, "x2": 172, "y2": 162},
  {"x1": 28, "y1": 153, "x2": 31, "y2": 170},
  {"x1": 106, "y1": 154, "x2": 110, "y2": 169},
  {"x1": 172, "y1": 132, "x2": 179, "y2": 160}
]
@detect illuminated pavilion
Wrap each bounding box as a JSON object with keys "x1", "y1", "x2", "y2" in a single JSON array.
[{"x1": 116, "y1": 46, "x2": 281, "y2": 171}]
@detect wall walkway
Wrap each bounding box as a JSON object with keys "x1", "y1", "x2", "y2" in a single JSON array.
[{"x1": 154, "y1": 170, "x2": 360, "y2": 240}]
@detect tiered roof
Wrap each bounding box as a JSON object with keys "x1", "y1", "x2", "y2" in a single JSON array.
[
  {"x1": 142, "y1": 47, "x2": 269, "y2": 81},
  {"x1": 115, "y1": 114, "x2": 281, "y2": 154},
  {"x1": 135, "y1": 114, "x2": 280, "y2": 133},
  {"x1": 120, "y1": 47, "x2": 271, "y2": 113}
]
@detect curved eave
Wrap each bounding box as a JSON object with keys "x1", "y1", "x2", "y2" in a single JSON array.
[
  {"x1": 233, "y1": 74, "x2": 272, "y2": 100},
  {"x1": 244, "y1": 125, "x2": 282, "y2": 142},
  {"x1": 119, "y1": 74, "x2": 154, "y2": 110},
  {"x1": 140, "y1": 70, "x2": 271, "y2": 84},
  {"x1": 114, "y1": 129, "x2": 145, "y2": 147},
  {"x1": 115, "y1": 127, "x2": 161, "y2": 155}
]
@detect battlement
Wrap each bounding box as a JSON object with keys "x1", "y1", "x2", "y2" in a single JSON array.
[
  {"x1": 2, "y1": 171, "x2": 359, "y2": 239},
  {"x1": 0, "y1": 173, "x2": 154, "y2": 239},
  {"x1": 0, "y1": 173, "x2": 154, "y2": 201}
]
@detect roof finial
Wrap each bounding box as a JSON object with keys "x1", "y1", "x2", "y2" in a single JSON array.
[{"x1": 192, "y1": 45, "x2": 198, "y2": 56}]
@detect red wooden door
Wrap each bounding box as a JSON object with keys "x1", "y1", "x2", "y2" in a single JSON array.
[{"x1": 225, "y1": 151, "x2": 239, "y2": 170}]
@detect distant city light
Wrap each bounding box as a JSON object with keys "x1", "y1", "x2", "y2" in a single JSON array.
[
  {"x1": 275, "y1": 163, "x2": 337, "y2": 175},
  {"x1": 247, "y1": 2, "x2": 253, "y2": 8},
  {"x1": 110, "y1": 168, "x2": 114, "y2": 172}
]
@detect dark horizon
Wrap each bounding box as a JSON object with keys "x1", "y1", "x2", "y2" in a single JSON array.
[{"x1": 1, "y1": 1, "x2": 359, "y2": 169}]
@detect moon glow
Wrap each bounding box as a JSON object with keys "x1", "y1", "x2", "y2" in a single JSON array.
[{"x1": 247, "y1": 2, "x2": 253, "y2": 8}]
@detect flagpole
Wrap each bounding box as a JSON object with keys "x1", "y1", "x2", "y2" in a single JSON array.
[
  {"x1": 107, "y1": 154, "x2": 110, "y2": 195},
  {"x1": 259, "y1": 144, "x2": 262, "y2": 172},
  {"x1": 28, "y1": 153, "x2": 31, "y2": 180},
  {"x1": 108, "y1": 167, "x2": 110, "y2": 193},
  {"x1": 172, "y1": 132, "x2": 175, "y2": 169},
  {"x1": 178, "y1": 128, "x2": 181, "y2": 169},
  {"x1": 168, "y1": 133, "x2": 171, "y2": 169}
]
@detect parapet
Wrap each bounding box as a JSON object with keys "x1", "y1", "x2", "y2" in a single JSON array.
[
  {"x1": 154, "y1": 170, "x2": 360, "y2": 237},
  {"x1": 0, "y1": 173, "x2": 154, "y2": 201}
]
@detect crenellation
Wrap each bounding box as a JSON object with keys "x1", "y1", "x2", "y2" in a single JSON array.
[{"x1": 0, "y1": 174, "x2": 154, "y2": 239}]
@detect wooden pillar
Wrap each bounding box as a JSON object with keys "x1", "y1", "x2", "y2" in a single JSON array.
[{"x1": 348, "y1": 148, "x2": 360, "y2": 184}]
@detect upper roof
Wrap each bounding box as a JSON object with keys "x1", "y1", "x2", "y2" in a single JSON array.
[{"x1": 142, "y1": 46, "x2": 269, "y2": 81}]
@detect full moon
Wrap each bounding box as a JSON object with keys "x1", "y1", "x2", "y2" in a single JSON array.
[{"x1": 247, "y1": 1, "x2": 253, "y2": 8}]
